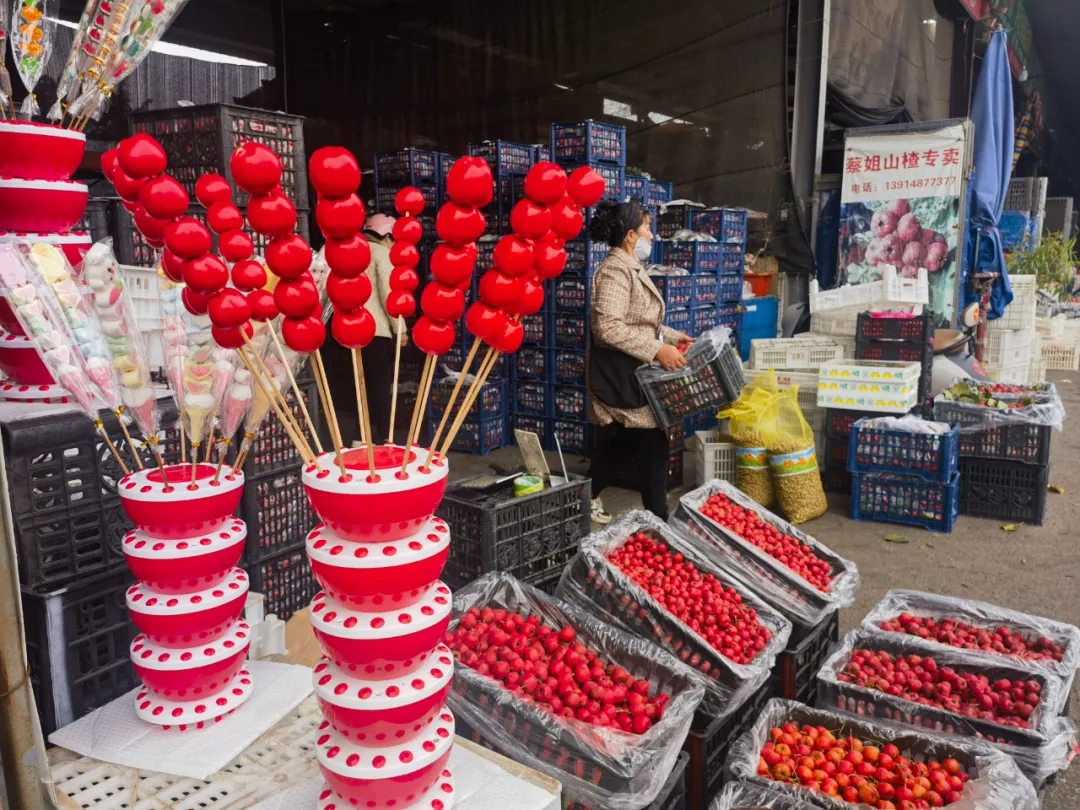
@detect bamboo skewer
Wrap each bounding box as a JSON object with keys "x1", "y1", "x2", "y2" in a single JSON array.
[
  {"x1": 352, "y1": 348, "x2": 369, "y2": 449},
  {"x1": 190, "y1": 457, "x2": 198, "y2": 486},
  {"x1": 352, "y1": 349, "x2": 377, "y2": 478},
  {"x1": 426, "y1": 337, "x2": 481, "y2": 468},
  {"x1": 146, "y1": 438, "x2": 170, "y2": 487},
  {"x1": 179, "y1": 421, "x2": 187, "y2": 464},
  {"x1": 116, "y1": 412, "x2": 145, "y2": 471},
  {"x1": 312, "y1": 350, "x2": 348, "y2": 479},
  {"x1": 94, "y1": 421, "x2": 130, "y2": 475},
  {"x1": 268, "y1": 327, "x2": 324, "y2": 455},
  {"x1": 401, "y1": 354, "x2": 436, "y2": 476},
  {"x1": 205, "y1": 429, "x2": 216, "y2": 463},
  {"x1": 388, "y1": 316, "x2": 404, "y2": 445},
  {"x1": 440, "y1": 348, "x2": 500, "y2": 460},
  {"x1": 238, "y1": 347, "x2": 313, "y2": 464},
  {"x1": 241, "y1": 333, "x2": 315, "y2": 462}
]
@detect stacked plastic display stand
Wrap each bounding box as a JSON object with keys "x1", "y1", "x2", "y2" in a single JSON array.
[
  {"x1": 115, "y1": 463, "x2": 252, "y2": 729},
  {"x1": 300, "y1": 446, "x2": 458, "y2": 810},
  {"x1": 0, "y1": 122, "x2": 92, "y2": 403}
]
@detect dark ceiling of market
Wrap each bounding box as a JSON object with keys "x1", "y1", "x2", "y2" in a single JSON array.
[{"x1": 1025, "y1": 1, "x2": 1080, "y2": 180}]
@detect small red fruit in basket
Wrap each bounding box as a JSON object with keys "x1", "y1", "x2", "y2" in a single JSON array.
[
  {"x1": 218, "y1": 229, "x2": 255, "y2": 263},
  {"x1": 436, "y1": 203, "x2": 485, "y2": 245},
  {"x1": 195, "y1": 173, "x2": 233, "y2": 206},
  {"x1": 184, "y1": 254, "x2": 229, "y2": 294},
  {"x1": 231, "y1": 142, "x2": 282, "y2": 197},
  {"x1": 326, "y1": 273, "x2": 372, "y2": 312},
  {"x1": 246, "y1": 192, "x2": 297, "y2": 237},
  {"x1": 206, "y1": 201, "x2": 244, "y2": 234},
  {"x1": 309, "y1": 146, "x2": 361, "y2": 199},
  {"x1": 420, "y1": 283, "x2": 465, "y2": 322},
  {"x1": 315, "y1": 193, "x2": 366, "y2": 240},
  {"x1": 332, "y1": 309, "x2": 377, "y2": 348},
  {"x1": 878, "y1": 612, "x2": 1066, "y2": 663},
  {"x1": 118, "y1": 133, "x2": 168, "y2": 179},
  {"x1": 567, "y1": 166, "x2": 606, "y2": 208},
  {"x1": 446, "y1": 156, "x2": 495, "y2": 208},
  {"x1": 430, "y1": 244, "x2": 477, "y2": 287},
  {"x1": 274, "y1": 277, "x2": 320, "y2": 319},
  {"x1": 266, "y1": 234, "x2": 314, "y2": 280},
  {"x1": 211, "y1": 321, "x2": 254, "y2": 349},
  {"x1": 524, "y1": 161, "x2": 568, "y2": 206},
  {"x1": 413, "y1": 316, "x2": 457, "y2": 356},
  {"x1": 164, "y1": 217, "x2": 212, "y2": 260},
  {"x1": 323, "y1": 234, "x2": 371, "y2": 278},
  {"x1": 140, "y1": 175, "x2": 190, "y2": 221},
  {"x1": 281, "y1": 314, "x2": 327, "y2": 353}
]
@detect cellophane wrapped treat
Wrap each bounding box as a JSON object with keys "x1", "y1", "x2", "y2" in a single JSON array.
[
  {"x1": 816, "y1": 629, "x2": 1076, "y2": 788},
  {"x1": 555, "y1": 510, "x2": 791, "y2": 718},
  {"x1": 726, "y1": 699, "x2": 1040, "y2": 810},
  {"x1": 675, "y1": 481, "x2": 859, "y2": 628},
  {"x1": 862, "y1": 589, "x2": 1080, "y2": 683},
  {"x1": 447, "y1": 572, "x2": 704, "y2": 810}
]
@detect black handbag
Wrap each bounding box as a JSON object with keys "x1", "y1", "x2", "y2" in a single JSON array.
[{"x1": 589, "y1": 341, "x2": 647, "y2": 409}]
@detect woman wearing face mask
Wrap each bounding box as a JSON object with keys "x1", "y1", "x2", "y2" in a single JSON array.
[{"x1": 586, "y1": 198, "x2": 693, "y2": 524}]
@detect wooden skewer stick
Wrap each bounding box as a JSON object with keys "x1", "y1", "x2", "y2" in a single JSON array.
[
  {"x1": 179, "y1": 421, "x2": 187, "y2": 464},
  {"x1": 205, "y1": 429, "x2": 216, "y2": 463},
  {"x1": 94, "y1": 421, "x2": 130, "y2": 475},
  {"x1": 241, "y1": 333, "x2": 315, "y2": 462},
  {"x1": 116, "y1": 411, "x2": 145, "y2": 471},
  {"x1": 238, "y1": 347, "x2": 313, "y2": 464},
  {"x1": 426, "y1": 337, "x2": 482, "y2": 468},
  {"x1": 190, "y1": 453, "x2": 199, "y2": 485},
  {"x1": 146, "y1": 438, "x2": 170, "y2": 487},
  {"x1": 312, "y1": 350, "x2": 348, "y2": 479},
  {"x1": 440, "y1": 348, "x2": 499, "y2": 460},
  {"x1": 388, "y1": 316, "x2": 405, "y2": 445},
  {"x1": 213, "y1": 438, "x2": 231, "y2": 483},
  {"x1": 353, "y1": 349, "x2": 377, "y2": 477},
  {"x1": 268, "y1": 327, "x2": 324, "y2": 454},
  {"x1": 401, "y1": 354, "x2": 435, "y2": 476}
]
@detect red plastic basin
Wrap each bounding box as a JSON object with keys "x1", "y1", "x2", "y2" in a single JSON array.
[
  {"x1": 0, "y1": 178, "x2": 88, "y2": 233},
  {"x1": 118, "y1": 463, "x2": 245, "y2": 540},
  {"x1": 0, "y1": 122, "x2": 86, "y2": 181}
]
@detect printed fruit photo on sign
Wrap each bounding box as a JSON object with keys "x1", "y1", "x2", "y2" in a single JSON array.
[{"x1": 839, "y1": 196, "x2": 960, "y2": 327}]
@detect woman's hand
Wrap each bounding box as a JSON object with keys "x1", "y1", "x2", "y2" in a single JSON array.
[
  {"x1": 656, "y1": 344, "x2": 688, "y2": 371},
  {"x1": 676, "y1": 333, "x2": 695, "y2": 352}
]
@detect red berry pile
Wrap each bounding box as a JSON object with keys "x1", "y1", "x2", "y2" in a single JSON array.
[
  {"x1": 446, "y1": 607, "x2": 669, "y2": 734},
  {"x1": 836, "y1": 648, "x2": 1042, "y2": 730},
  {"x1": 880, "y1": 612, "x2": 1065, "y2": 663},
  {"x1": 698, "y1": 493, "x2": 833, "y2": 592},
  {"x1": 758, "y1": 723, "x2": 971, "y2": 808},
  {"x1": 608, "y1": 532, "x2": 772, "y2": 665}
]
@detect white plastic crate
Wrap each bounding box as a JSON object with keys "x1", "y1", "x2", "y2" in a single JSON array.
[
  {"x1": 809, "y1": 266, "x2": 928, "y2": 314},
  {"x1": 1030, "y1": 336, "x2": 1047, "y2": 382},
  {"x1": 818, "y1": 359, "x2": 921, "y2": 383},
  {"x1": 810, "y1": 308, "x2": 860, "y2": 336},
  {"x1": 1042, "y1": 339, "x2": 1080, "y2": 371},
  {"x1": 817, "y1": 379, "x2": 919, "y2": 412},
  {"x1": 748, "y1": 335, "x2": 846, "y2": 370},
  {"x1": 982, "y1": 362, "x2": 1030, "y2": 385},
  {"x1": 1036, "y1": 316, "x2": 1065, "y2": 340},
  {"x1": 981, "y1": 328, "x2": 1035, "y2": 367},
  {"x1": 689, "y1": 429, "x2": 737, "y2": 486},
  {"x1": 987, "y1": 274, "x2": 1037, "y2": 331},
  {"x1": 120, "y1": 264, "x2": 162, "y2": 332}
]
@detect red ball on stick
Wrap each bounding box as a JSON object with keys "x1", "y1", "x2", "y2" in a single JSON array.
[
  {"x1": 274, "y1": 276, "x2": 321, "y2": 318},
  {"x1": 247, "y1": 193, "x2": 297, "y2": 237},
  {"x1": 247, "y1": 289, "x2": 278, "y2": 321},
  {"x1": 389, "y1": 266, "x2": 419, "y2": 292},
  {"x1": 327, "y1": 273, "x2": 372, "y2": 311},
  {"x1": 309, "y1": 146, "x2": 361, "y2": 199},
  {"x1": 230, "y1": 143, "x2": 282, "y2": 197},
  {"x1": 195, "y1": 174, "x2": 233, "y2": 207},
  {"x1": 140, "y1": 175, "x2": 190, "y2": 221},
  {"x1": 385, "y1": 290, "x2": 416, "y2": 319},
  {"x1": 118, "y1": 134, "x2": 168, "y2": 179},
  {"x1": 231, "y1": 259, "x2": 267, "y2": 292},
  {"x1": 392, "y1": 217, "x2": 423, "y2": 244},
  {"x1": 184, "y1": 254, "x2": 229, "y2": 294},
  {"x1": 395, "y1": 187, "x2": 428, "y2": 217},
  {"x1": 207, "y1": 201, "x2": 244, "y2": 234},
  {"x1": 164, "y1": 218, "x2": 212, "y2": 259},
  {"x1": 212, "y1": 321, "x2": 254, "y2": 349},
  {"x1": 208, "y1": 289, "x2": 252, "y2": 329},
  {"x1": 420, "y1": 282, "x2": 466, "y2": 322},
  {"x1": 430, "y1": 244, "x2": 477, "y2": 287},
  {"x1": 412, "y1": 316, "x2": 456, "y2": 356},
  {"x1": 490, "y1": 318, "x2": 524, "y2": 354},
  {"x1": 478, "y1": 270, "x2": 520, "y2": 309},
  {"x1": 281, "y1": 314, "x2": 327, "y2": 353},
  {"x1": 266, "y1": 234, "x2": 314, "y2": 280},
  {"x1": 111, "y1": 166, "x2": 148, "y2": 203},
  {"x1": 388, "y1": 242, "x2": 420, "y2": 268},
  {"x1": 567, "y1": 166, "x2": 606, "y2": 208},
  {"x1": 182, "y1": 287, "x2": 213, "y2": 316},
  {"x1": 324, "y1": 234, "x2": 371, "y2": 279},
  {"x1": 549, "y1": 195, "x2": 585, "y2": 242},
  {"x1": 493, "y1": 235, "x2": 535, "y2": 277},
  {"x1": 524, "y1": 161, "x2": 568, "y2": 206},
  {"x1": 465, "y1": 302, "x2": 507, "y2": 340},
  {"x1": 331, "y1": 309, "x2": 377, "y2": 349},
  {"x1": 436, "y1": 203, "x2": 486, "y2": 244},
  {"x1": 160, "y1": 249, "x2": 186, "y2": 283},
  {"x1": 219, "y1": 229, "x2": 255, "y2": 263},
  {"x1": 315, "y1": 193, "x2": 366, "y2": 240},
  {"x1": 516, "y1": 278, "x2": 546, "y2": 316},
  {"x1": 535, "y1": 241, "x2": 568, "y2": 279},
  {"x1": 445, "y1": 156, "x2": 494, "y2": 208},
  {"x1": 133, "y1": 206, "x2": 170, "y2": 242},
  {"x1": 510, "y1": 199, "x2": 552, "y2": 241},
  {"x1": 101, "y1": 149, "x2": 120, "y2": 183}
]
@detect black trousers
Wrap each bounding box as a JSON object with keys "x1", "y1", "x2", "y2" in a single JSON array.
[{"x1": 588, "y1": 423, "x2": 670, "y2": 520}]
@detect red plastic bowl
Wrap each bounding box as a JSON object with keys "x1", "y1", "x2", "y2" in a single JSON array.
[
  {"x1": 310, "y1": 585, "x2": 452, "y2": 679},
  {"x1": 306, "y1": 518, "x2": 450, "y2": 609},
  {"x1": 303, "y1": 446, "x2": 448, "y2": 543},
  {"x1": 0, "y1": 231, "x2": 93, "y2": 273},
  {"x1": 0, "y1": 382, "x2": 70, "y2": 403},
  {"x1": 0, "y1": 122, "x2": 86, "y2": 181},
  {"x1": 316, "y1": 711, "x2": 454, "y2": 810},
  {"x1": 0, "y1": 332, "x2": 55, "y2": 384},
  {"x1": 131, "y1": 619, "x2": 251, "y2": 700},
  {"x1": 118, "y1": 464, "x2": 245, "y2": 539},
  {"x1": 314, "y1": 647, "x2": 453, "y2": 745},
  {"x1": 122, "y1": 518, "x2": 247, "y2": 594},
  {"x1": 126, "y1": 568, "x2": 249, "y2": 647},
  {"x1": 0, "y1": 178, "x2": 88, "y2": 233}
]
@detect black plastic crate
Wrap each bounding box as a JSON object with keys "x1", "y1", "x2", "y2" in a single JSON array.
[
  {"x1": 446, "y1": 414, "x2": 509, "y2": 455},
  {"x1": 821, "y1": 434, "x2": 849, "y2": 472},
  {"x1": 639, "y1": 343, "x2": 744, "y2": 429},
  {"x1": 824, "y1": 408, "x2": 878, "y2": 440},
  {"x1": 242, "y1": 381, "x2": 322, "y2": 478},
  {"x1": 933, "y1": 400, "x2": 1052, "y2": 465},
  {"x1": 957, "y1": 456, "x2": 1050, "y2": 526},
  {"x1": 855, "y1": 338, "x2": 931, "y2": 366},
  {"x1": 244, "y1": 546, "x2": 318, "y2": 622},
  {"x1": 23, "y1": 568, "x2": 138, "y2": 736},
  {"x1": 856, "y1": 312, "x2": 934, "y2": 343},
  {"x1": 15, "y1": 504, "x2": 132, "y2": 592},
  {"x1": 550, "y1": 120, "x2": 627, "y2": 165},
  {"x1": 683, "y1": 679, "x2": 773, "y2": 810},
  {"x1": 76, "y1": 197, "x2": 112, "y2": 242},
  {"x1": 240, "y1": 469, "x2": 316, "y2": 564},
  {"x1": 130, "y1": 103, "x2": 307, "y2": 207},
  {"x1": 373, "y1": 148, "x2": 438, "y2": 185},
  {"x1": 436, "y1": 475, "x2": 590, "y2": 590},
  {"x1": 468, "y1": 140, "x2": 535, "y2": 175},
  {"x1": 821, "y1": 466, "x2": 852, "y2": 495},
  {"x1": 770, "y1": 610, "x2": 840, "y2": 705}
]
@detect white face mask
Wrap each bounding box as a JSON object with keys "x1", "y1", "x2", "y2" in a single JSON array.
[{"x1": 633, "y1": 236, "x2": 653, "y2": 263}]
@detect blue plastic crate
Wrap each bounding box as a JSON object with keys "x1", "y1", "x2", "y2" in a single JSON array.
[
  {"x1": 851, "y1": 471, "x2": 960, "y2": 534},
  {"x1": 482, "y1": 175, "x2": 525, "y2": 236},
  {"x1": 690, "y1": 306, "x2": 718, "y2": 336},
  {"x1": 521, "y1": 311, "x2": 550, "y2": 345},
  {"x1": 565, "y1": 240, "x2": 609, "y2": 275},
  {"x1": 664, "y1": 307, "x2": 691, "y2": 334},
  {"x1": 533, "y1": 143, "x2": 551, "y2": 163},
  {"x1": 716, "y1": 302, "x2": 742, "y2": 332},
  {"x1": 444, "y1": 342, "x2": 507, "y2": 379},
  {"x1": 437, "y1": 153, "x2": 459, "y2": 185},
  {"x1": 999, "y1": 211, "x2": 1031, "y2": 249},
  {"x1": 446, "y1": 414, "x2": 509, "y2": 455},
  {"x1": 552, "y1": 349, "x2": 586, "y2": 385},
  {"x1": 513, "y1": 346, "x2": 549, "y2": 380},
  {"x1": 476, "y1": 239, "x2": 497, "y2": 272},
  {"x1": 552, "y1": 312, "x2": 589, "y2": 347},
  {"x1": 430, "y1": 378, "x2": 506, "y2": 421},
  {"x1": 512, "y1": 413, "x2": 550, "y2": 443},
  {"x1": 374, "y1": 149, "x2": 438, "y2": 185},
  {"x1": 553, "y1": 274, "x2": 591, "y2": 313},
  {"x1": 376, "y1": 183, "x2": 436, "y2": 218},
  {"x1": 684, "y1": 410, "x2": 718, "y2": 434},
  {"x1": 847, "y1": 420, "x2": 959, "y2": 483},
  {"x1": 647, "y1": 205, "x2": 659, "y2": 239},
  {"x1": 552, "y1": 386, "x2": 589, "y2": 420},
  {"x1": 721, "y1": 243, "x2": 745, "y2": 273},
  {"x1": 720, "y1": 209, "x2": 749, "y2": 243},
  {"x1": 741, "y1": 297, "x2": 777, "y2": 332},
  {"x1": 740, "y1": 325, "x2": 776, "y2": 361},
  {"x1": 687, "y1": 208, "x2": 723, "y2": 237},
  {"x1": 716, "y1": 272, "x2": 743, "y2": 302},
  {"x1": 646, "y1": 180, "x2": 674, "y2": 207},
  {"x1": 650, "y1": 274, "x2": 693, "y2": 309},
  {"x1": 624, "y1": 175, "x2": 648, "y2": 202},
  {"x1": 550, "y1": 418, "x2": 591, "y2": 456},
  {"x1": 657, "y1": 204, "x2": 691, "y2": 238},
  {"x1": 693, "y1": 274, "x2": 718, "y2": 306},
  {"x1": 513, "y1": 381, "x2": 550, "y2": 417},
  {"x1": 550, "y1": 120, "x2": 626, "y2": 165},
  {"x1": 468, "y1": 140, "x2": 534, "y2": 175},
  {"x1": 661, "y1": 241, "x2": 723, "y2": 274},
  {"x1": 561, "y1": 163, "x2": 625, "y2": 200}
]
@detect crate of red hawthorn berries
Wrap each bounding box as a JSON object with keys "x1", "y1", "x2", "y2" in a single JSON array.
[
  {"x1": 861, "y1": 589, "x2": 1080, "y2": 684},
  {"x1": 445, "y1": 572, "x2": 703, "y2": 809},
  {"x1": 815, "y1": 629, "x2": 1074, "y2": 787},
  {"x1": 725, "y1": 699, "x2": 1040, "y2": 810},
  {"x1": 555, "y1": 510, "x2": 792, "y2": 718},
  {"x1": 635, "y1": 332, "x2": 745, "y2": 429},
  {"x1": 679, "y1": 481, "x2": 860, "y2": 622}
]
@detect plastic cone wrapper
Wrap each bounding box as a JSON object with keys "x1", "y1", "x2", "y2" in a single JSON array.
[
  {"x1": 47, "y1": 0, "x2": 118, "y2": 119},
  {"x1": 83, "y1": 240, "x2": 160, "y2": 439},
  {"x1": 0, "y1": 1, "x2": 13, "y2": 115},
  {"x1": 10, "y1": 0, "x2": 55, "y2": 116},
  {"x1": 22, "y1": 242, "x2": 122, "y2": 411}
]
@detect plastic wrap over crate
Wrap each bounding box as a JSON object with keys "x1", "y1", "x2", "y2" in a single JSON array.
[
  {"x1": 674, "y1": 480, "x2": 859, "y2": 626},
  {"x1": 448, "y1": 572, "x2": 704, "y2": 810},
  {"x1": 815, "y1": 629, "x2": 1076, "y2": 787},
  {"x1": 555, "y1": 510, "x2": 792, "y2": 718},
  {"x1": 726, "y1": 699, "x2": 1040, "y2": 810},
  {"x1": 711, "y1": 781, "x2": 819, "y2": 810},
  {"x1": 933, "y1": 380, "x2": 1065, "y2": 433},
  {"x1": 862, "y1": 589, "x2": 1080, "y2": 681}
]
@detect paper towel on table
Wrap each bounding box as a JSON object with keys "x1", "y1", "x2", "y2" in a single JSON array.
[
  {"x1": 48, "y1": 661, "x2": 313, "y2": 780},
  {"x1": 248, "y1": 744, "x2": 560, "y2": 810}
]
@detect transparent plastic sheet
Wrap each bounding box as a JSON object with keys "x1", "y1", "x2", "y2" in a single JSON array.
[
  {"x1": 448, "y1": 572, "x2": 704, "y2": 810},
  {"x1": 933, "y1": 379, "x2": 1066, "y2": 433},
  {"x1": 862, "y1": 589, "x2": 1080, "y2": 681},
  {"x1": 0, "y1": 1, "x2": 12, "y2": 114},
  {"x1": 676, "y1": 480, "x2": 859, "y2": 627},
  {"x1": 711, "y1": 781, "x2": 819, "y2": 810},
  {"x1": 816, "y1": 629, "x2": 1076, "y2": 786},
  {"x1": 10, "y1": 0, "x2": 54, "y2": 116},
  {"x1": 726, "y1": 699, "x2": 1040, "y2": 810},
  {"x1": 554, "y1": 510, "x2": 791, "y2": 718},
  {"x1": 47, "y1": 0, "x2": 96, "y2": 118},
  {"x1": 634, "y1": 326, "x2": 734, "y2": 429}
]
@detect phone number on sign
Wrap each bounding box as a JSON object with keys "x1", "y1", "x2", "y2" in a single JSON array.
[{"x1": 883, "y1": 177, "x2": 957, "y2": 191}]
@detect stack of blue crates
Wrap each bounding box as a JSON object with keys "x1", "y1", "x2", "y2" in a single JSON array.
[
  {"x1": 373, "y1": 148, "x2": 439, "y2": 241},
  {"x1": 428, "y1": 377, "x2": 509, "y2": 456},
  {"x1": 467, "y1": 140, "x2": 535, "y2": 236}
]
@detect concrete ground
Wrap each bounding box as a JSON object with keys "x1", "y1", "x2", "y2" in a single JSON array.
[{"x1": 446, "y1": 371, "x2": 1080, "y2": 807}]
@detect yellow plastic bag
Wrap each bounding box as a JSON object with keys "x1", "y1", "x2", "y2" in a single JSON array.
[
  {"x1": 758, "y1": 387, "x2": 827, "y2": 524},
  {"x1": 720, "y1": 375, "x2": 778, "y2": 508}
]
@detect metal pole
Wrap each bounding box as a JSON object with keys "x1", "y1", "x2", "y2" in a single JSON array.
[{"x1": 0, "y1": 437, "x2": 53, "y2": 810}]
